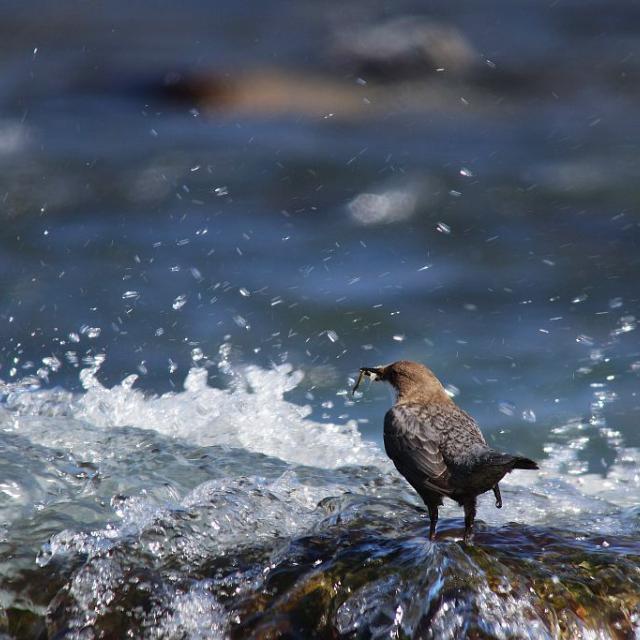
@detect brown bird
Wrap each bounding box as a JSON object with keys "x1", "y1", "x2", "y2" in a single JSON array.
[{"x1": 353, "y1": 360, "x2": 538, "y2": 542}]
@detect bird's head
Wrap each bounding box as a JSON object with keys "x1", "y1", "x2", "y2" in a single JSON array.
[{"x1": 352, "y1": 360, "x2": 450, "y2": 404}]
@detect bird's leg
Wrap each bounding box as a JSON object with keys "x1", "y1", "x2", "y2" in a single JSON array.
[
  {"x1": 463, "y1": 498, "x2": 477, "y2": 543},
  {"x1": 427, "y1": 504, "x2": 438, "y2": 541},
  {"x1": 492, "y1": 484, "x2": 502, "y2": 509}
]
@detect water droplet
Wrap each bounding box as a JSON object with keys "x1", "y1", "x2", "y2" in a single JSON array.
[
  {"x1": 233, "y1": 315, "x2": 249, "y2": 329},
  {"x1": 80, "y1": 325, "x2": 101, "y2": 339},
  {"x1": 498, "y1": 402, "x2": 516, "y2": 416},
  {"x1": 445, "y1": 384, "x2": 460, "y2": 398},
  {"x1": 42, "y1": 356, "x2": 61, "y2": 371},
  {"x1": 172, "y1": 294, "x2": 187, "y2": 310},
  {"x1": 612, "y1": 315, "x2": 636, "y2": 336}
]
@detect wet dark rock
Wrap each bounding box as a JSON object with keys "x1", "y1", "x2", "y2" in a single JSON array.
[
  {"x1": 3, "y1": 607, "x2": 47, "y2": 640},
  {"x1": 4, "y1": 492, "x2": 636, "y2": 639}
]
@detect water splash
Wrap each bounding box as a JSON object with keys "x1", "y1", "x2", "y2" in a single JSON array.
[
  {"x1": 2, "y1": 355, "x2": 640, "y2": 637},
  {"x1": 3, "y1": 357, "x2": 383, "y2": 470}
]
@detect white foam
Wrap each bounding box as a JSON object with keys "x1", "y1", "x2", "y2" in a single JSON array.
[
  {"x1": 1, "y1": 361, "x2": 384, "y2": 470},
  {"x1": 73, "y1": 363, "x2": 383, "y2": 468}
]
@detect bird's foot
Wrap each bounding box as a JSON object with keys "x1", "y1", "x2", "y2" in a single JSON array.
[{"x1": 492, "y1": 485, "x2": 502, "y2": 509}]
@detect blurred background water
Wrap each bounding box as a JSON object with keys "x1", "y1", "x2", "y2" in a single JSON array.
[{"x1": 1, "y1": 1, "x2": 640, "y2": 638}]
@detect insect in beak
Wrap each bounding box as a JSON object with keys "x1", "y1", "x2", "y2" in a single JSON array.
[{"x1": 351, "y1": 367, "x2": 382, "y2": 396}]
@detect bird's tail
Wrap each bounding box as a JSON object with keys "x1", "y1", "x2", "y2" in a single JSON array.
[{"x1": 511, "y1": 456, "x2": 539, "y2": 470}]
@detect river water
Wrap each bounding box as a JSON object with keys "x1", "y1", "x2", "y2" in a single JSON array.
[{"x1": 1, "y1": 1, "x2": 639, "y2": 638}]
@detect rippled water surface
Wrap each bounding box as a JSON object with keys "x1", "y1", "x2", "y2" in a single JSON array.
[{"x1": 1, "y1": 1, "x2": 640, "y2": 638}]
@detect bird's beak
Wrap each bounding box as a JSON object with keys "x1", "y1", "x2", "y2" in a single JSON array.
[{"x1": 351, "y1": 367, "x2": 384, "y2": 396}]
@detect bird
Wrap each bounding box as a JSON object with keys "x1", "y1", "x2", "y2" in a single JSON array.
[{"x1": 352, "y1": 360, "x2": 538, "y2": 543}]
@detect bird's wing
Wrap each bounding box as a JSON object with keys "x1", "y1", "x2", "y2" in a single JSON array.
[
  {"x1": 383, "y1": 404, "x2": 451, "y2": 496},
  {"x1": 433, "y1": 403, "x2": 486, "y2": 445}
]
